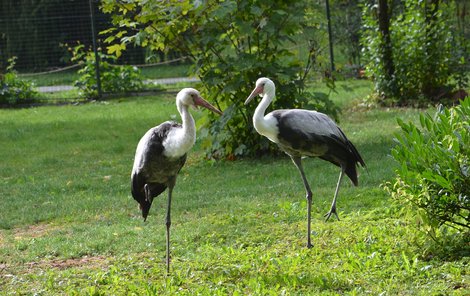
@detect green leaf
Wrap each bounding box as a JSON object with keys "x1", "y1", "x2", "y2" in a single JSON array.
[
  {"x1": 104, "y1": 35, "x2": 116, "y2": 44},
  {"x1": 107, "y1": 44, "x2": 126, "y2": 57}
]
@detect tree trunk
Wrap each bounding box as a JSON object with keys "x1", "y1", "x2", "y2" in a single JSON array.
[
  {"x1": 377, "y1": 0, "x2": 395, "y2": 93},
  {"x1": 423, "y1": 0, "x2": 441, "y2": 99}
]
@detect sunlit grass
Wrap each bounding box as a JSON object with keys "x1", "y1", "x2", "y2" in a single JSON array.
[{"x1": 0, "y1": 81, "x2": 468, "y2": 295}]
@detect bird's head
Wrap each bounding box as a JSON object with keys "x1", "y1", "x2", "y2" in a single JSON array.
[
  {"x1": 176, "y1": 88, "x2": 223, "y2": 115},
  {"x1": 244, "y1": 77, "x2": 275, "y2": 105}
]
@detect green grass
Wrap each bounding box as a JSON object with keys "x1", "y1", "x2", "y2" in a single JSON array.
[
  {"x1": 21, "y1": 68, "x2": 80, "y2": 86},
  {"x1": 0, "y1": 81, "x2": 468, "y2": 295},
  {"x1": 140, "y1": 63, "x2": 191, "y2": 80}
]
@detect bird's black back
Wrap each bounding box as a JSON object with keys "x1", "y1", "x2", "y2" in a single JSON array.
[{"x1": 131, "y1": 121, "x2": 187, "y2": 220}]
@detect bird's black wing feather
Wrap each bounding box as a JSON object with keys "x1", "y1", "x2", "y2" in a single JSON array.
[
  {"x1": 335, "y1": 127, "x2": 366, "y2": 168},
  {"x1": 130, "y1": 171, "x2": 153, "y2": 220},
  {"x1": 274, "y1": 110, "x2": 338, "y2": 157},
  {"x1": 273, "y1": 110, "x2": 365, "y2": 185}
]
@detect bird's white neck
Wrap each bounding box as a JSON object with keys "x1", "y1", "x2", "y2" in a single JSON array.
[
  {"x1": 163, "y1": 104, "x2": 196, "y2": 158},
  {"x1": 180, "y1": 105, "x2": 196, "y2": 142},
  {"x1": 252, "y1": 91, "x2": 279, "y2": 143},
  {"x1": 253, "y1": 93, "x2": 270, "y2": 122}
]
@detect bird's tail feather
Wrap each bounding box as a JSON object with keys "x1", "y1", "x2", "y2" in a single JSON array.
[
  {"x1": 347, "y1": 140, "x2": 366, "y2": 168},
  {"x1": 345, "y1": 161, "x2": 359, "y2": 186},
  {"x1": 345, "y1": 140, "x2": 366, "y2": 186},
  {"x1": 140, "y1": 200, "x2": 152, "y2": 221}
]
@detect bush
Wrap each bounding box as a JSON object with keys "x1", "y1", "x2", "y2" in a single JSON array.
[
  {"x1": 387, "y1": 98, "x2": 470, "y2": 235},
  {"x1": 71, "y1": 45, "x2": 143, "y2": 99},
  {"x1": 0, "y1": 57, "x2": 39, "y2": 105}
]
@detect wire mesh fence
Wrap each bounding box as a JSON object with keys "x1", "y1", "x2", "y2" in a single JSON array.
[
  {"x1": 0, "y1": 0, "x2": 189, "y2": 99},
  {"x1": 2, "y1": 0, "x2": 108, "y2": 72}
]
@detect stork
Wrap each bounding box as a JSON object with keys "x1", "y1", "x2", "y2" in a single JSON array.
[
  {"x1": 131, "y1": 88, "x2": 222, "y2": 273},
  {"x1": 245, "y1": 77, "x2": 365, "y2": 248}
]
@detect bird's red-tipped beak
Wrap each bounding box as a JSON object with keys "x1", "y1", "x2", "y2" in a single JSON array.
[
  {"x1": 194, "y1": 96, "x2": 223, "y2": 115},
  {"x1": 244, "y1": 85, "x2": 264, "y2": 105}
]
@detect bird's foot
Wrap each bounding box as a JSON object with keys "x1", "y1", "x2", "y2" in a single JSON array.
[
  {"x1": 306, "y1": 242, "x2": 313, "y2": 249},
  {"x1": 324, "y1": 208, "x2": 340, "y2": 222}
]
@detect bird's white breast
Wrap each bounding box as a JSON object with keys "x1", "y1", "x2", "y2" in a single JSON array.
[
  {"x1": 162, "y1": 127, "x2": 195, "y2": 158},
  {"x1": 254, "y1": 113, "x2": 279, "y2": 143}
]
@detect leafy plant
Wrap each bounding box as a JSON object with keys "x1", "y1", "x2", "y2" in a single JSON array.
[
  {"x1": 0, "y1": 57, "x2": 39, "y2": 105},
  {"x1": 387, "y1": 98, "x2": 470, "y2": 235},
  {"x1": 71, "y1": 44, "x2": 144, "y2": 99},
  {"x1": 361, "y1": 0, "x2": 468, "y2": 105},
  {"x1": 100, "y1": 0, "x2": 338, "y2": 158}
]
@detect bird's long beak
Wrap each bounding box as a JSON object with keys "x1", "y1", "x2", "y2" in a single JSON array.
[
  {"x1": 194, "y1": 96, "x2": 223, "y2": 115},
  {"x1": 244, "y1": 85, "x2": 263, "y2": 105}
]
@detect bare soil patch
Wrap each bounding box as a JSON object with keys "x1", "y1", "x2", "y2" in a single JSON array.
[
  {"x1": 26, "y1": 255, "x2": 109, "y2": 270},
  {"x1": 13, "y1": 223, "x2": 60, "y2": 239},
  {"x1": 1, "y1": 255, "x2": 110, "y2": 278}
]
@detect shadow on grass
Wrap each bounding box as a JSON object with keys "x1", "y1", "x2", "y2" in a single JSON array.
[{"x1": 421, "y1": 230, "x2": 470, "y2": 261}]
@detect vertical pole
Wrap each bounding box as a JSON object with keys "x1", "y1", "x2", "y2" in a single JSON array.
[
  {"x1": 325, "y1": 0, "x2": 335, "y2": 73},
  {"x1": 89, "y1": 0, "x2": 102, "y2": 98}
]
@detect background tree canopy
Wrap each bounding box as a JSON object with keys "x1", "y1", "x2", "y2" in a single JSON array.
[{"x1": 100, "y1": 0, "x2": 339, "y2": 158}]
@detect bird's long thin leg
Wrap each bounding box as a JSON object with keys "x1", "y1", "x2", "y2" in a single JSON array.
[
  {"x1": 324, "y1": 169, "x2": 345, "y2": 222},
  {"x1": 165, "y1": 183, "x2": 174, "y2": 275},
  {"x1": 291, "y1": 156, "x2": 313, "y2": 249}
]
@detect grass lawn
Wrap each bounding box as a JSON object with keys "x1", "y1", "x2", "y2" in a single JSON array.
[{"x1": 0, "y1": 80, "x2": 468, "y2": 295}]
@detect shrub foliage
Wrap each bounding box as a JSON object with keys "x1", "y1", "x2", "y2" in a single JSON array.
[
  {"x1": 0, "y1": 57, "x2": 39, "y2": 105},
  {"x1": 388, "y1": 98, "x2": 470, "y2": 233},
  {"x1": 71, "y1": 45, "x2": 143, "y2": 99}
]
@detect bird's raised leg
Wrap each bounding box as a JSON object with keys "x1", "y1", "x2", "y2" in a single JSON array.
[
  {"x1": 291, "y1": 156, "x2": 313, "y2": 249},
  {"x1": 165, "y1": 178, "x2": 176, "y2": 275},
  {"x1": 324, "y1": 169, "x2": 345, "y2": 222},
  {"x1": 144, "y1": 184, "x2": 151, "y2": 202},
  {"x1": 141, "y1": 184, "x2": 153, "y2": 222}
]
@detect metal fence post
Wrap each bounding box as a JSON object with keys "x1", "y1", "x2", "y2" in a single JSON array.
[
  {"x1": 89, "y1": 0, "x2": 102, "y2": 98},
  {"x1": 325, "y1": 0, "x2": 335, "y2": 73}
]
